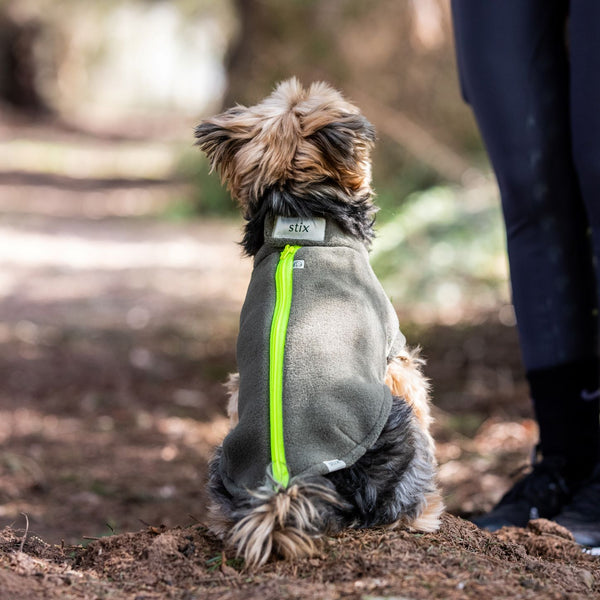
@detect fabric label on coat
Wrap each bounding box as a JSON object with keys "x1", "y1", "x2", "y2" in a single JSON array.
[
  {"x1": 323, "y1": 459, "x2": 347, "y2": 473},
  {"x1": 273, "y1": 216, "x2": 326, "y2": 242}
]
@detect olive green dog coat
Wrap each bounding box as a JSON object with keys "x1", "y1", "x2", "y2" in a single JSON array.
[{"x1": 219, "y1": 216, "x2": 405, "y2": 498}]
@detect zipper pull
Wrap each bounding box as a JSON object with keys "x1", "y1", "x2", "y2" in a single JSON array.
[{"x1": 281, "y1": 244, "x2": 299, "y2": 259}]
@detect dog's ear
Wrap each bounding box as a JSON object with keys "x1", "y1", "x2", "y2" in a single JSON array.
[
  {"x1": 308, "y1": 114, "x2": 375, "y2": 188},
  {"x1": 194, "y1": 106, "x2": 253, "y2": 186}
]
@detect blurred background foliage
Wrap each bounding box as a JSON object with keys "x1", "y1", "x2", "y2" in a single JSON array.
[{"x1": 0, "y1": 0, "x2": 509, "y2": 321}]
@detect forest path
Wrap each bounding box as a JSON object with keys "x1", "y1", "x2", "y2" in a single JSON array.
[
  {"x1": 0, "y1": 112, "x2": 253, "y2": 541},
  {"x1": 2, "y1": 113, "x2": 599, "y2": 600},
  {"x1": 1, "y1": 112, "x2": 530, "y2": 542}
]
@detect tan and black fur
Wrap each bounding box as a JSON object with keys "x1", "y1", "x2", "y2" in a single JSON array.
[{"x1": 195, "y1": 79, "x2": 443, "y2": 568}]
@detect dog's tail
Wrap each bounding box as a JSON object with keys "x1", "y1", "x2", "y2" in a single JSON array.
[{"x1": 226, "y1": 480, "x2": 344, "y2": 569}]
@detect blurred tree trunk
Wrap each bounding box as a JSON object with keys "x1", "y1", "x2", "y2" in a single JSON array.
[
  {"x1": 222, "y1": 0, "x2": 261, "y2": 107},
  {"x1": 0, "y1": 12, "x2": 49, "y2": 113},
  {"x1": 221, "y1": 0, "x2": 345, "y2": 107}
]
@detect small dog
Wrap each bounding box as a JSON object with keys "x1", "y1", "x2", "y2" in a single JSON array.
[{"x1": 195, "y1": 79, "x2": 443, "y2": 568}]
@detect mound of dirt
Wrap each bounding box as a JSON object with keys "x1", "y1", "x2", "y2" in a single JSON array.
[{"x1": 1, "y1": 514, "x2": 598, "y2": 600}]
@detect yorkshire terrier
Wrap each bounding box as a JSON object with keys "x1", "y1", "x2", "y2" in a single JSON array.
[{"x1": 195, "y1": 78, "x2": 443, "y2": 568}]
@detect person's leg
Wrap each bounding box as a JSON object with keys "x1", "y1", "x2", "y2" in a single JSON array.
[
  {"x1": 451, "y1": 0, "x2": 599, "y2": 524},
  {"x1": 552, "y1": 0, "x2": 600, "y2": 546},
  {"x1": 570, "y1": 0, "x2": 600, "y2": 298},
  {"x1": 452, "y1": 0, "x2": 597, "y2": 371}
]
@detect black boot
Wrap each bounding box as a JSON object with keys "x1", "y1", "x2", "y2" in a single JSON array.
[
  {"x1": 473, "y1": 456, "x2": 572, "y2": 531},
  {"x1": 474, "y1": 357, "x2": 600, "y2": 534},
  {"x1": 555, "y1": 463, "x2": 600, "y2": 548}
]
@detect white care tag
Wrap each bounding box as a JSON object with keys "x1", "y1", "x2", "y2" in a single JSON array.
[
  {"x1": 323, "y1": 459, "x2": 347, "y2": 473},
  {"x1": 273, "y1": 216, "x2": 326, "y2": 242}
]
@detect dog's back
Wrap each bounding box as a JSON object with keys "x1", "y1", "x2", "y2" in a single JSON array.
[{"x1": 221, "y1": 218, "x2": 404, "y2": 498}]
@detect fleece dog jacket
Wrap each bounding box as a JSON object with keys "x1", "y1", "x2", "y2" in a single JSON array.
[{"x1": 219, "y1": 215, "x2": 406, "y2": 498}]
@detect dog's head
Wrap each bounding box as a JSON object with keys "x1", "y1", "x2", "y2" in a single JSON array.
[{"x1": 195, "y1": 78, "x2": 377, "y2": 255}]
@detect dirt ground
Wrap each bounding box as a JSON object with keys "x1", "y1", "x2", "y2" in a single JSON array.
[{"x1": 1, "y1": 111, "x2": 599, "y2": 599}]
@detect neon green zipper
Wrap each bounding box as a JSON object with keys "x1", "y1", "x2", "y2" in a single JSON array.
[{"x1": 269, "y1": 244, "x2": 301, "y2": 488}]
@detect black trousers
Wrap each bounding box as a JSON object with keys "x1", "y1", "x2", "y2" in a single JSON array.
[
  {"x1": 452, "y1": 1, "x2": 600, "y2": 473},
  {"x1": 452, "y1": 0, "x2": 600, "y2": 371}
]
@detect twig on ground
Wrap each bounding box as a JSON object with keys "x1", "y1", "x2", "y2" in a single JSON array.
[{"x1": 19, "y1": 513, "x2": 30, "y2": 553}]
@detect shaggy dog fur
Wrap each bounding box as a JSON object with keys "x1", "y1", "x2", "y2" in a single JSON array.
[{"x1": 195, "y1": 79, "x2": 443, "y2": 568}]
